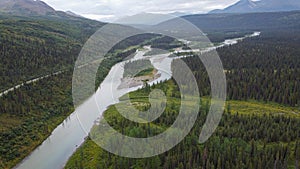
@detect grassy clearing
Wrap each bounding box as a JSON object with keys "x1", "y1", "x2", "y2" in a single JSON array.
[
  {"x1": 0, "y1": 114, "x2": 22, "y2": 132},
  {"x1": 134, "y1": 68, "x2": 155, "y2": 77},
  {"x1": 228, "y1": 100, "x2": 300, "y2": 117},
  {"x1": 201, "y1": 97, "x2": 300, "y2": 118}
]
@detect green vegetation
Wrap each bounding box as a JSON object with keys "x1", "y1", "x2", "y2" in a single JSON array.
[
  {"x1": 3, "y1": 10, "x2": 300, "y2": 169},
  {"x1": 0, "y1": 14, "x2": 105, "y2": 92},
  {"x1": 123, "y1": 60, "x2": 155, "y2": 78},
  {"x1": 0, "y1": 14, "x2": 106, "y2": 168},
  {"x1": 149, "y1": 36, "x2": 183, "y2": 50},
  {"x1": 66, "y1": 25, "x2": 300, "y2": 169},
  {"x1": 206, "y1": 31, "x2": 254, "y2": 43},
  {"x1": 200, "y1": 96, "x2": 300, "y2": 117},
  {"x1": 134, "y1": 68, "x2": 155, "y2": 77},
  {"x1": 227, "y1": 100, "x2": 300, "y2": 117},
  {"x1": 0, "y1": 46, "x2": 150, "y2": 169},
  {"x1": 145, "y1": 49, "x2": 170, "y2": 56},
  {"x1": 181, "y1": 30, "x2": 300, "y2": 106},
  {"x1": 0, "y1": 72, "x2": 74, "y2": 168},
  {"x1": 0, "y1": 17, "x2": 170, "y2": 168},
  {"x1": 65, "y1": 80, "x2": 300, "y2": 169}
]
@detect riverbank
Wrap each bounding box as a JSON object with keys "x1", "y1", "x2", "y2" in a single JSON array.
[
  {"x1": 0, "y1": 72, "x2": 74, "y2": 169},
  {"x1": 118, "y1": 69, "x2": 161, "y2": 89}
]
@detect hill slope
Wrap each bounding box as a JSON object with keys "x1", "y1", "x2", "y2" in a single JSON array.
[
  {"x1": 0, "y1": 0, "x2": 57, "y2": 16},
  {"x1": 0, "y1": 13, "x2": 105, "y2": 91}
]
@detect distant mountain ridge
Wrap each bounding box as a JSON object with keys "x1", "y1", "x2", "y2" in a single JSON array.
[
  {"x1": 210, "y1": 0, "x2": 300, "y2": 14},
  {"x1": 0, "y1": 0, "x2": 85, "y2": 19},
  {"x1": 0, "y1": 0, "x2": 58, "y2": 15},
  {"x1": 149, "y1": 10, "x2": 300, "y2": 36}
]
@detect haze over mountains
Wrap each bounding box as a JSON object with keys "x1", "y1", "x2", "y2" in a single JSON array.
[
  {"x1": 2, "y1": 0, "x2": 300, "y2": 39},
  {"x1": 2, "y1": 0, "x2": 300, "y2": 23},
  {"x1": 210, "y1": 0, "x2": 300, "y2": 14}
]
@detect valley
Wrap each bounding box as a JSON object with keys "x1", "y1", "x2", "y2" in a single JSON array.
[
  {"x1": 0, "y1": 0, "x2": 300, "y2": 169},
  {"x1": 14, "y1": 30, "x2": 258, "y2": 169}
]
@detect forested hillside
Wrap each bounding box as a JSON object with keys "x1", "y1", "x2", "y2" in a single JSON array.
[
  {"x1": 0, "y1": 13, "x2": 106, "y2": 168},
  {"x1": 0, "y1": 14, "x2": 104, "y2": 91}
]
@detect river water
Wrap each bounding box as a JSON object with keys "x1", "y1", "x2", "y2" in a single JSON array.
[{"x1": 14, "y1": 32, "x2": 260, "y2": 169}]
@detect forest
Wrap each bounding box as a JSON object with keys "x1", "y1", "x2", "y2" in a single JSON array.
[
  {"x1": 0, "y1": 18, "x2": 174, "y2": 168},
  {"x1": 66, "y1": 80, "x2": 300, "y2": 169},
  {"x1": 65, "y1": 28, "x2": 300, "y2": 169},
  {"x1": 1, "y1": 10, "x2": 300, "y2": 169},
  {"x1": 182, "y1": 29, "x2": 300, "y2": 106},
  {"x1": 123, "y1": 60, "x2": 154, "y2": 77},
  {"x1": 0, "y1": 14, "x2": 107, "y2": 168},
  {"x1": 0, "y1": 14, "x2": 104, "y2": 91}
]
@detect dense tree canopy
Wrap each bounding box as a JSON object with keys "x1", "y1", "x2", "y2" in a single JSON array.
[{"x1": 182, "y1": 30, "x2": 300, "y2": 106}]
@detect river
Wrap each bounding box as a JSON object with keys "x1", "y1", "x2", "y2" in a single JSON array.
[{"x1": 14, "y1": 32, "x2": 260, "y2": 169}]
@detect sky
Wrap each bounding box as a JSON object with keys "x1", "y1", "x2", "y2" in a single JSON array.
[{"x1": 42, "y1": 0, "x2": 240, "y2": 22}]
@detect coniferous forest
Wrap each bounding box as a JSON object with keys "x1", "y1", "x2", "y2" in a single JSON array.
[
  {"x1": 0, "y1": 14, "x2": 104, "y2": 168},
  {"x1": 0, "y1": 15, "x2": 169, "y2": 168},
  {"x1": 0, "y1": 6, "x2": 300, "y2": 169},
  {"x1": 183, "y1": 30, "x2": 300, "y2": 107},
  {"x1": 65, "y1": 28, "x2": 300, "y2": 169}
]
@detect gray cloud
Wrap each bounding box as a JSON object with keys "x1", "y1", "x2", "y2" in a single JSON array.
[{"x1": 43, "y1": 0, "x2": 239, "y2": 21}]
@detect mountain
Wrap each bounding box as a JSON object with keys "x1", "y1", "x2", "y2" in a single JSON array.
[
  {"x1": 148, "y1": 10, "x2": 300, "y2": 42},
  {"x1": 169, "y1": 12, "x2": 191, "y2": 17},
  {"x1": 0, "y1": 0, "x2": 88, "y2": 19},
  {"x1": 0, "y1": 0, "x2": 57, "y2": 15},
  {"x1": 210, "y1": 0, "x2": 300, "y2": 14},
  {"x1": 184, "y1": 11, "x2": 300, "y2": 31},
  {"x1": 0, "y1": 0, "x2": 106, "y2": 91}
]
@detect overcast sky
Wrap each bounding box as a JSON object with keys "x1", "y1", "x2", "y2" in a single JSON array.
[{"x1": 42, "y1": 0, "x2": 239, "y2": 22}]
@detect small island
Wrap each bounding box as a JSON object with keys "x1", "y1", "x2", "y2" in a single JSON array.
[{"x1": 118, "y1": 60, "x2": 161, "y2": 89}]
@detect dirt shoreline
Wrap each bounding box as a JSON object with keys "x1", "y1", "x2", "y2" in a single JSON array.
[{"x1": 118, "y1": 69, "x2": 161, "y2": 89}]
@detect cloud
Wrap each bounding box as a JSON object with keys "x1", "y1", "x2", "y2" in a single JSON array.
[{"x1": 43, "y1": 0, "x2": 239, "y2": 21}]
